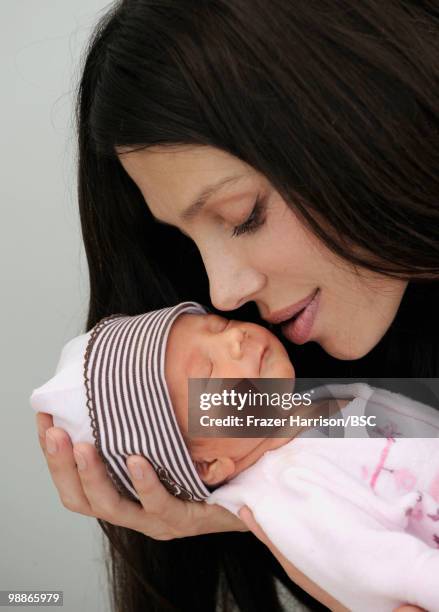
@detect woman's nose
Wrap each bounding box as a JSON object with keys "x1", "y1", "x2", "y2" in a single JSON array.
[{"x1": 203, "y1": 250, "x2": 265, "y2": 312}]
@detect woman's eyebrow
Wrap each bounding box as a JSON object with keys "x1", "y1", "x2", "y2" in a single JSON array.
[{"x1": 180, "y1": 174, "x2": 245, "y2": 222}]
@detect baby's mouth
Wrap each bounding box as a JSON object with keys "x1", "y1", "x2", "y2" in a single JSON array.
[{"x1": 258, "y1": 345, "x2": 269, "y2": 374}]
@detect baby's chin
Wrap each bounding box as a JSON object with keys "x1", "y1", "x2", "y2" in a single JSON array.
[{"x1": 261, "y1": 354, "x2": 295, "y2": 378}]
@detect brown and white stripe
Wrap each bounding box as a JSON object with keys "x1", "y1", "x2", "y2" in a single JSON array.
[{"x1": 83, "y1": 301, "x2": 211, "y2": 502}]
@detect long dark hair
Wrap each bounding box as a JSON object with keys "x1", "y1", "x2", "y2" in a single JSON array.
[{"x1": 75, "y1": 1, "x2": 439, "y2": 610}]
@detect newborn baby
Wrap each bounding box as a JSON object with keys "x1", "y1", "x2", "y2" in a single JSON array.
[
  {"x1": 30, "y1": 301, "x2": 439, "y2": 612},
  {"x1": 30, "y1": 300, "x2": 296, "y2": 501}
]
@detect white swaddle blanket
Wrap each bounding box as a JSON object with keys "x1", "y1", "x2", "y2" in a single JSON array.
[
  {"x1": 208, "y1": 384, "x2": 439, "y2": 612},
  {"x1": 31, "y1": 332, "x2": 94, "y2": 443}
]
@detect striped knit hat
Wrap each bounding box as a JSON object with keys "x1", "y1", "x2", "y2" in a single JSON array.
[{"x1": 84, "y1": 301, "x2": 212, "y2": 503}]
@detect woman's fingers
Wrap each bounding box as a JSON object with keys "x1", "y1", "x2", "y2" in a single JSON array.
[
  {"x1": 238, "y1": 505, "x2": 270, "y2": 544},
  {"x1": 126, "y1": 456, "x2": 177, "y2": 513},
  {"x1": 124, "y1": 456, "x2": 250, "y2": 537},
  {"x1": 37, "y1": 412, "x2": 248, "y2": 538},
  {"x1": 71, "y1": 442, "x2": 147, "y2": 529},
  {"x1": 126, "y1": 456, "x2": 195, "y2": 538},
  {"x1": 36, "y1": 412, "x2": 53, "y2": 451},
  {"x1": 72, "y1": 445, "x2": 193, "y2": 538},
  {"x1": 41, "y1": 427, "x2": 95, "y2": 516},
  {"x1": 36, "y1": 414, "x2": 94, "y2": 516},
  {"x1": 74, "y1": 450, "x2": 200, "y2": 539}
]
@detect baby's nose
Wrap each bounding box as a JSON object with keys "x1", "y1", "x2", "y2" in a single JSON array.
[{"x1": 225, "y1": 326, "x2": 248, "y2": 359}]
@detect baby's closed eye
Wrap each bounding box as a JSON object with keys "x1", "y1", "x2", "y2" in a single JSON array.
[{"x1": 188, "y1": 354, "x2": 213, "y2": 378}]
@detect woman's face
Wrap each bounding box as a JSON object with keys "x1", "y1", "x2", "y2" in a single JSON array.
[{"x1": 117, "y1": 145, "x2": 407, "y2": 360}]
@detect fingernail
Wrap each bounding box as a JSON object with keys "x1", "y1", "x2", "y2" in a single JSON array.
[
  {"x1": 46, "y1": 432, "x2": 58, "y2": 455},
  {"x1": 129, "y1": 461, "x2": 144, "y2": 480},
  {"x1": 73, "y1": 450, "x2": 87, "y2": 472}
]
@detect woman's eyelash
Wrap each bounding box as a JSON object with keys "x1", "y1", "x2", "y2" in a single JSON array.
[{"x1": 231, "y1": 195, "x2": 267, "y2": 238}]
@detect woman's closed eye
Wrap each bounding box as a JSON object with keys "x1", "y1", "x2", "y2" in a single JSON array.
[{"x1": 231, "y1": 194, "x2": 267, "y2": 238}]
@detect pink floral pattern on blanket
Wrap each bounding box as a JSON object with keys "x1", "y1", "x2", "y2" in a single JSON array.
[
  {"x1": 406, "y1": 493, "x2": 439, "y2": 548},
  {"x1": 393, "y1": 468, "x2": 417, "y2": 491},
  {"x1": 429, "y1": 470, "x2": 439, "y2": 503},
  {"x1": 362, "y1": 438, "x2": 439, "y2": 549}
]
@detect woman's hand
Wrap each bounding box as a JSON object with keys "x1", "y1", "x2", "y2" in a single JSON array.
[
  {"x1": 238, "y1": 506, "x2": 425, "y2": 612},
  {"x1": 36, "y1": 412, "x2": 247, "y2": 539}
]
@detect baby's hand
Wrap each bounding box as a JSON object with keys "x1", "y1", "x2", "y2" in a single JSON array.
[{"x1": 36, "y1": 413, "x2": 246, "y2": 539}]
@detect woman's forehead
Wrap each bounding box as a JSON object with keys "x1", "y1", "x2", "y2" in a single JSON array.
[{"x1": 116, "y1": 145, "x2": 256, "y2": 202}]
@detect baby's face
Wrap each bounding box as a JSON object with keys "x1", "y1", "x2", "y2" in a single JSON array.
[
  {"x1": 165, "y1": 312, "x2": 294, "y2": 434},
  {"x1": 165, "y1": 313, "x2": 295, "y2": 480}
]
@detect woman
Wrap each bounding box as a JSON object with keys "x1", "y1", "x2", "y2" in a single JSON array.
[{"x1": 36, "y1": 1, "x2": 438, "y2": 610}]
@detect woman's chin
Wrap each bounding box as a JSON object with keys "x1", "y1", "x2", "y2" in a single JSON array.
[{"x1": 320, "y1": 336, "x2": 375, "y2": 361}]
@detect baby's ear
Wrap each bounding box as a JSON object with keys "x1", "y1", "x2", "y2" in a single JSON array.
[{"x1": 194, "y1": 457, "x2": 235, "y2": 486}]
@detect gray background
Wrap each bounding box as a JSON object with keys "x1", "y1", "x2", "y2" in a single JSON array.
[
  {"x1": 0, "y1": 2, "x2": 308, "y2": 611},
  {"x1": 1, "y1": 2, "x2": 115, "y2": 611}
]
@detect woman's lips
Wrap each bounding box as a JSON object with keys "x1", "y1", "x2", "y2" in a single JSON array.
[
  {"x1": 264, "y1": 288, "x2": 319, "y2": 325},
  {"x1": 281, "y1": 288, "x2": 321, "y2": 344}
]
